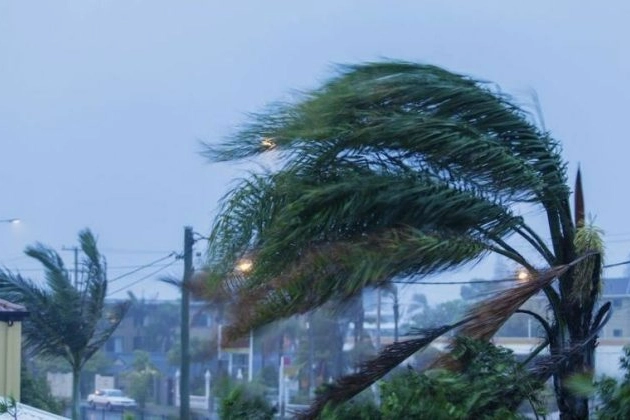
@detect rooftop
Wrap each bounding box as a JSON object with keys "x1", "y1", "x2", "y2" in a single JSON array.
[{"x1": 0, "y1": 299, "x2": 29, "y2": 323}]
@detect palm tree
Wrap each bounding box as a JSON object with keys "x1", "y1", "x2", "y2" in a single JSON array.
[
  {"x1": 0, "y1": 229, "x2": 130, "y2": 419},
  {"x1": 203, "y1": 62, "x2": 607, "y2": 419}
]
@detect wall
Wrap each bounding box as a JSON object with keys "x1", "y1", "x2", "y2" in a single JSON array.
[{"x1": 0, "y1": 320, "x2": 21, "y2": 400}]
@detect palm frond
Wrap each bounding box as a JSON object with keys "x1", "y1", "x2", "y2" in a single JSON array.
[
  {"x1": 222, "y1": 229, "x2": 489, "y2": 339},
  {"x1": 297, "y1": 318, "x2": 472, "y2": 420},
  {"x1": 206, "y1": 61, "x2": 567, "y2": 203}
]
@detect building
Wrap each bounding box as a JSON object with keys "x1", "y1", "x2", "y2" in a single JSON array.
[{"x1": 0, "y1": 299, "x2": 28, "y2": 401}]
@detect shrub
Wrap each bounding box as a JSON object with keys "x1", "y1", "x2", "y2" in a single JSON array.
[{"x1": 219, "y1": 383, "x2": 276, "y2": 420}]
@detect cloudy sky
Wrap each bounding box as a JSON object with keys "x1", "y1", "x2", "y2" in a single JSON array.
[{"x1": 1, "y1": 1, "x2": 629, "y2": 303}]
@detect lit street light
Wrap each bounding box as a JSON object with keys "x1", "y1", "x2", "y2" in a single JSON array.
[{"x1": 0, "y1": 218, "x2": 20, "y2": 224}]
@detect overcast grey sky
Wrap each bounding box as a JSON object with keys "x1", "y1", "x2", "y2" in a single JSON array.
[{"x1": 1, "y1": 1, "x2": 629, "y2": 302}]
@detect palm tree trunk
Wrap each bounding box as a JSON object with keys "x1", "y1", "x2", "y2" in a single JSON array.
[
  {"x1": 71, "y1": 367, "x2": 81, "y2": 420},
  {"x1": 556, "y1": 293, "x2": 596, "y2": 420},
  {"x1": 557, "y1": 351, "x2": 591, "y2": 420}
]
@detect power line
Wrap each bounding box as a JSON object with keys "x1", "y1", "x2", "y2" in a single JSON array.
[
  {"x1": 109, "y1": 253, "x2": 177, "y2": 283},
  {"x1": 100, "y1": 248, "x2": 178, "y2": 255},
  {"x1": 1, "y1": 262, "x2": 180, "y2": 273},
  {"x1": 604, "y1": 260, "x2": 630, "y2": 269},
  {"x1": 393, "y1": 259, "x2": 630, "y2": 286},
  {"x1": 393, "y1": 278, "x2": 519, "y2": 285},
  {"x1": 107, "y1": 259, "x2": 179, "y2": 296}
]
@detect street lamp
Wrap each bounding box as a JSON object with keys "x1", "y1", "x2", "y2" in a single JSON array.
[
  {"x1": 0, "y1": 218, "x2": 20, "y2": 224},
  {"x1": 517, "y1": 268, "x2": 531, "y2": 283}
]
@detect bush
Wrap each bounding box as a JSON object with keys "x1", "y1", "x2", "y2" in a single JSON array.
[
  {"x1": 321, "y1": 338, "x2": 543, "y2": 419},
  {"x1": 320, "y1": 390, "x2": 380, "y2": 419},
  {"x1": 594, "y1": 346, "x2": 630, "y2": 419},
  {"x1": 219, "y1": 383, "x2": 276, "y2": 420}
]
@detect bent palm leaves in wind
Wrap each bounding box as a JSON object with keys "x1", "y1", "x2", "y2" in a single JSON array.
[
  {"x1": 204, "y1": 62, "x2": 605, "y2": 419},
  {"x1": 0, "y1": 229, "x2": 130, "y2": 420}
]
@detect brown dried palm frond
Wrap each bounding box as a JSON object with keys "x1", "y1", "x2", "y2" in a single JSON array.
[
  {"x1": 433, "y1": 257, "x2": 592, "y2": 370},
  {"x1": 222, "y1": 227, "x2": 489, "y2": 339},
  {"x1": 296, "y1": 318, "x2": 472, "y2": 420}
]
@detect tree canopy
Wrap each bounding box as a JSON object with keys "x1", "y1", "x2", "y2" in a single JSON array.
[
  {"x1": 0, "y1": 229, "x2": 129, "y2": 419},
  {"x1": 203, "y1": 61, "x2": 606, "y2": 419}
]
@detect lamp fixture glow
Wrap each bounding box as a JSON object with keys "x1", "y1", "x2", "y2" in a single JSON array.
[
  {"x1": 0, "y1": 218, "x2": 20, "y2": 224},
  {"x1": 517, "y1": 268, "x2": 530, "y2": 282},
  {"x1": 236, "y1": 258, "x2": 253, "y2": 274}
]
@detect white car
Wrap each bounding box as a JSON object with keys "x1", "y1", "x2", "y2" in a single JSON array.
[{"x1": 87, "y1": 388, "x2": 137, "y2": 410}]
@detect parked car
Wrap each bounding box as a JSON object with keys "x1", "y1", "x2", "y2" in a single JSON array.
[{"x1": 87, "y1": 388, "x2": 137, "y2": 410}]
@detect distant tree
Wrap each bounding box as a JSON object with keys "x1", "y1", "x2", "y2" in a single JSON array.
[
  {"x1": 126, "y1": 294, "x2": 179, "y2": 353},
  {"x1": 167, "y1": 336, "x2": 216, "y2": 366},
  {"x1": 0, "y1": 229, "x2": 130, "y2": 420},
  {"x1": 125, "y1": 350, "x2": 160, "y2": 413},
  {"x1": 412, "y1": 300, "x2": 466, "y2": 331}
]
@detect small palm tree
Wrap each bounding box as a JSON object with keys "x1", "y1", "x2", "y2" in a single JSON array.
[
  {"x1": 0, "y1": 229, "x2": 130, "y2": 420},
  {"x1": 203, "y1": 62, "x2": 607, "y2": 419}
]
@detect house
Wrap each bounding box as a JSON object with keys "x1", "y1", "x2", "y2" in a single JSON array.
[
  {"x1": 0, "y1": 299, "x2": 28, "y2": 401},
  {"x1": 0, "y1": 298, "x2": 69, "y2": 419}
]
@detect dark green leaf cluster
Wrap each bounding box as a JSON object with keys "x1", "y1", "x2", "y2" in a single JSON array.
[
  {"x1": 204, "y1": 62, "x2": 568, "y2": 337},
  {"x1": 19, "y1": 363, "x2": 64, "y2": 414},
  {"x1": 219, "y1": 382, "x2": 276, "y2": 420},
  {"x1": 593, "y1": 346, "x2": 630, "y2": 419},
  {"x1": 321, "y1": 338, "x2": 543, "y2": 420}
]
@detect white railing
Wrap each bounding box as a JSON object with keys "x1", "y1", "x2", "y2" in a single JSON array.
[{"x1": 174, "y1": 369, "x2": 211, "y2": 410}]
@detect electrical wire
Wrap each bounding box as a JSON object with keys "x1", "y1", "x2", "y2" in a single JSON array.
[
  {"x1": 109, "y1": 253, "x2": 178, "y2": 283},
  {"x1": 107, "y1": 259, "x2": 179, "y2": 296},
  {"x1": 392, "y1": 259, "x2": 630, "y2": 286}
]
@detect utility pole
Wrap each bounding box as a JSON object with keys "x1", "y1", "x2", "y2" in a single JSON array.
[
  {"x1": 180, "y1": 226, "x2": 193, "y2": 420},
  {"x1": 62, "y1": 246, "x2": 79, "y2": 288}
]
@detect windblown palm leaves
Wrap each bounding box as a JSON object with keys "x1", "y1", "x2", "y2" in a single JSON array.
[
  {"x1": 205, "y1": 62, "x2": 567, "y2": 336},
  {"x1": 204, "y1": 62, "x2": 605, "y2": 418},
  {"x1": 0, "y1": 229, "x2": 129, "y2": 420}
]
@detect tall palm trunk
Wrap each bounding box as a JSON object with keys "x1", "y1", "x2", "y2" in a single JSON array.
[
  {"x1": 71, "y1": 366, "x2": 81, "y2": 420},
  {"x1": 556, "y1": 294, "x2": 598, "y2": 419}
]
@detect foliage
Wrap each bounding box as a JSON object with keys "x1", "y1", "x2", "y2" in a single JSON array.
[
  {"x1": 203, "y1": 61, "x2": 607, "y2": 419},
  {"x1": 0, "y1": 229, "x2": 130, "y2": 420},
  {"x1": 124, "y1": 350, "x2": 160, "y2": 410},
  {"x1": 320, "y1": 390, "x2": 380, "y2": 420},
  {"x1": 20, "y1": 363, "x2": 64, "y2": 414},
  {"x1": 218, "y1": 382, "x2": 276, "y2": 420},
  {"x1": 322, "y1": 339, "x2": 543, "y2": 420},
  {"x1": 0, "y1": 396, "x2": 18, "y2": 419},
  {"x1": 411, "y1": 299, "x2": 466, "y2": 331},
  {"x1": 593, "y1": 346, "x2": 630, "y2": 419},
  {"x1": 294, "y1": 309, "x2": 346, "y2": 389},
  {"x1": 126, "y1": 294, "x2": 179, "y2": 353},
  {"x1": 167, "y1": 336, "x2": 216, "y2": 365}
]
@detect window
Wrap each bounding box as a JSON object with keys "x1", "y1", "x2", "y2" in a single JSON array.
[
  {"x1": 232, "y1": 354, "x2": 249, "y2": 379},
  {"x1": 613, "y1": 329, "x2": 623, "y2": 338},
  {"x1": 106, "y1": 336, "x2": 124, "y2": 353},
  {"x1": 133, "y1": 336, "x2": 144, "y2": 350},
  {"x1": 191, "y1": 313, "x2": 211, "y2": 327}
]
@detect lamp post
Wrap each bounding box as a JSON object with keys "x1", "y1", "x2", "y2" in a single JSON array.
[{"x1": 180, "y1": 226, "x2": 194, "y2": 420}]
